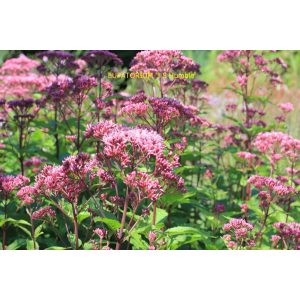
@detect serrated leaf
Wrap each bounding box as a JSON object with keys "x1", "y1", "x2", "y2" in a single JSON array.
[{"x1": 130, "y1": 231, "x2": 148, "y2": 250}]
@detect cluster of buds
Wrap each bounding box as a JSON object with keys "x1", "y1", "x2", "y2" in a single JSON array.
[
  {"x1": 272, "y1": 222, "x2": 300, "y2": 250},
  {"x1": 222, "y1": 218, "x2": 255, "y2": 249}
]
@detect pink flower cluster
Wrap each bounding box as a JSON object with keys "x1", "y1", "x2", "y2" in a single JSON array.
[
  {"x1": 24, "y1": 157, "x2": 44, "y2": 172},
  {"x1": 32, "y1": 206, "x2": 56, "y2": 220},
  {"x1": 119, "y1": 102, "x2": 149, "y2": 118},
  {"x1": 65, "y1": 135, "x2": 76, "y2": 142},
  {"x1": 0, "y1": 174, "x2": 30, "y2": 194},
  {"x1": 99, "y1": 80, "x2": 113, "y2": 99},
  {"x1": 62, "y1": 153, "x2": 95, "y2": 176},
  {"x1": 0, "y1": 54, "x2": 40, "y2": 75},
  {"x1": 237, "y1": 74, "x2": 248, "y2": 87},
  {"x1": 0, "y1": 54, "x2": 55, "y2": 98},
  {"x1": 148, "y1": 231, "x2": 157, "y2": 250},
  {"x1": 101, "y1": 126, "x2": 165, "y2": 166},
  {"x1": 16, "y1": 186, "x2": 36, "y2": 205},
  {"x1": 74, "y1": 59, "x2": 87, "y2": 74},
  {"x1": 240, "y1": 203, "x2": 248, "y2": 213},
  {"x1": 85, "y1": 120, "x2": 119, "y2": 139},
  {"x1": 46, "y1": 74, "x2": 97, "y2": 106},
  {"x1": 248, "y1": 175, "x2": 296, "y2": 197},
  {"x1": 278, "y1": 102, "x2": 294, "y2": 113},
  {"x1": 237, "y1": 151, "x2": 257, "y2": 163},
  {"x1": 17, "y1": 118, "x2": 184, "y2": 211},
  {"x1": 273, "y1": 222, "x2": 300, "y2": 249},
  {"x1": 69, "y1": 75, "x2": 97, "y2": 100},
  {"x1": 149, "y1": 97, "x2": 210, "y2": 127},
  {"x1": 24, "y1": 156, "x2": 43, "y2": 167},
  {"x1": 86, "y1": 121, "x2": 185, "y2": 191},
  {"x1": 271, "y1": 234, "x2": 281, "y2": 247},
  {"x1": 94, "y1": 228, "x2": 107, "y2": 239},
  {"x1": 18, "y1": 153, "x2": 95, "y2": 205},
  {"x1": 45, "y1": 75, "x2": 72, "y2": 103},
  {"x1": 222, "y1": 218, "x2": 255, "y2": 249},
  {"x1": 218, "y1": 50, "x2": 286, "y2": 86},
  {"x1": 225, "y1": 103, "x2": 238, "y2": 112},
  {"x1": 124, "y1": 171, "x2": 163, "y2": 202},
  {"x1": 120, "y1": 92, "x2": 211, "y2": 131},
  {"x1": 130, "y1": 50, "x2": 199, "y2": 74},
  {"x1": 254, "y1": 131, "x2": 300, "y2": 163},
  {"x1": 218, "y1": 51, "x2": 244, "y2": 62}
]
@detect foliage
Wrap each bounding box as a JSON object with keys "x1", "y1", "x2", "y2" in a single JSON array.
[{"x1": 0, "y1": 50, "x2": 299, "y2": 250}]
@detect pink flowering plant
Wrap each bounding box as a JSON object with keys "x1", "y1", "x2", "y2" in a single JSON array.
[{"x1": 0, "y1": 50, "x2": 299, "y2": 250}]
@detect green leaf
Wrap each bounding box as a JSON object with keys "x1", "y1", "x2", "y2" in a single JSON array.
[
  {"x1": 26, "y1": 239, "x2": 39, "y2": 250},
  {"x1": 45, "y1": 246, "x2": 67, "y2": 250},
  {"x1": 269, "y1": 204, "x2": 294, "y2": 223},
  {"x1": 68, "y1": 233, "x2": 83, "y2": 249},
  {"x1": 94, "y1": 217, "x2": 121, "y2": 230},
  {"x1": 161, "y1": 191, "x2": 196, "y2": 205},
  {"x1": 34, "y1": 224, "x2": 44, "y2": 238},
  {"x1": 0, "y1": 217, "x2": 31, "y2": 228},
  {"x1": 7, "y1": 239, "x2": 26, "y2": 250},
  {"x1": 240, "y1": 177, "x2": 248, "y2": 187},
  {"x1": 130, "y1": 231, "x2": 149, "y2": 250},
  {"x1": 247, "y1": 198, "x2": 263, "y2": 217},
  {"x1": 168, "y1": 234, "x2": 203, "y2": 250},
  {"x1": 165, "y1": 226, "x2": 201, "y2": 236},
  {"x1": 149, "y1": 208, "x2": 168, "y2": 224},
  {"x1": 165, "y1": 226, "x2": 204, "y2": 249},
  {"x1": 15, "y1": 225, "x2": 32, "y2": 238},
  {"x1": 77, "y1": 211, "x2": 90, "y2": 225},
  {"x1": 83, "y1": 243, "x2": 94, "y2": 250}
]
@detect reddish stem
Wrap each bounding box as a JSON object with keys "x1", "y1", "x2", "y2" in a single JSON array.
[{"x1": 115, "y1": 197, "x2": 129, "y2": 250}]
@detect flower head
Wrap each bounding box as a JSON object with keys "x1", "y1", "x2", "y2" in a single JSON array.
[
  {"x1": 37, "y1": 51, "x2": 77, "y2": 74},
  {"x1": 0, "y1": 174, "x2": 30, "y2": 194},
  {"x1": 32, "y1": 206, "x2": 56, "y2": 220},
  {"x1": 82, "y1": 50, "x2": 123, "y2": 69},
  {"x1": 272, "y1": 222, "x2": 300, "y2": 249},
  {"x1": 130, "y1": 50, "x2": 199, "y2": 74},
  {"x1": 214, "y1": 204, "x2": 225, "y2": 214},
  {"x1": 248, "y1": 175, "x2": 296, "y2": 197},
  {"x1": 240, "y1": 203, "x2": 248, "y2": 214},
  {"x1": 278, "y1": 102, "x2": 294, "y2": 113},
  {"x1": 254, "y1": 131, "x2": 300, "y2": 163},
  {"x1": 94, "y1": 228, "x2": 107, "y2": 239},
  {"x1": 222, "y1": 218, "x2": 255, "y2": 249},
  {"x1": 0, "y1": 54, "x2": 39, "y2": 75},
  {"x1": 148, "y1": 231, "x2": 157, "y2": 243},
  {"x1": 0, "y1": 54, "x2": 54, "y2": 99}
]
